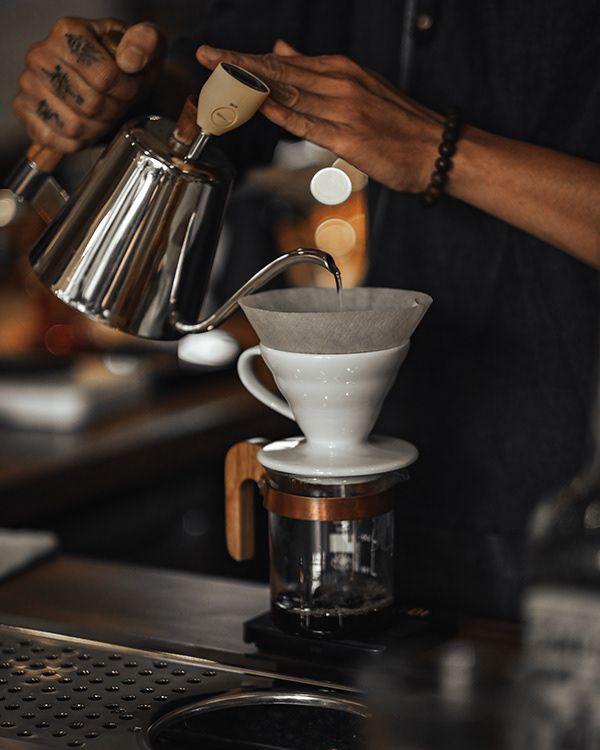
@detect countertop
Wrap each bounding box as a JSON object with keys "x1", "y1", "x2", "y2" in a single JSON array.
[
  {"x1": 0, "y1": 555, "x2": 269, "y2": 658},
  {"x1": 0, "y1": 555, "x2": 522, "y2": 748},
  {"x1": 0, "y1": 555, "x2": 520, "y2": 672}
]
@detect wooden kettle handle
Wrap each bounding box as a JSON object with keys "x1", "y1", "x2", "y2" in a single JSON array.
[
  {"x1": 172, "y1": 95, "x2": 200, "y2": 147},
  {"x1": 224, "y1": 439, "x2": 268, "y2": 561},
  {"x1": 26, "y1": 30, "x2": 123, "y2": 175}
]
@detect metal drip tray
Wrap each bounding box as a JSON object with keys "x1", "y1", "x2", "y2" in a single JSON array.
[{"x1": 0, "y1": 624, "x2": 365, "y2": 749}]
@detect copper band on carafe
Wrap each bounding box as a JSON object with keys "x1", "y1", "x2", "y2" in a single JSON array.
[{"x1": 261, "y1": 484, "x2": 395, "y2": 521}]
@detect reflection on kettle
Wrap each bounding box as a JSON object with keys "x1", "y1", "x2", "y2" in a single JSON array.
[{"x1": 2, "y1": 61, "x2": 341, "y2": 340}]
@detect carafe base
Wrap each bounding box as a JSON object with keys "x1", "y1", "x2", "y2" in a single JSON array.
[{"x1": 271, "y1": 592, "x2": 394, "y2": 639}]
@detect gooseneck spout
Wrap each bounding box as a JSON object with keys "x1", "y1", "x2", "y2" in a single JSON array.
[{"x1": 173, "y1": 248, "x2": 342, "y2": 335}]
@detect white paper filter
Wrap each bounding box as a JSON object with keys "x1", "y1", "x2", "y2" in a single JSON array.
[{"x1": 239, "y1": 287, "x2": 432, "y2": 354}]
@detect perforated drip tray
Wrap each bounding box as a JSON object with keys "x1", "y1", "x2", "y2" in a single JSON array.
[{"x1": 0, "y1": 623, "x2": 365, "y2": 749}]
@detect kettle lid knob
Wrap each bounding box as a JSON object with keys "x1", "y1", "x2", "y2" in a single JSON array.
[{"x1": 196, "y1": 62, "x2": 270, "y2": 136}]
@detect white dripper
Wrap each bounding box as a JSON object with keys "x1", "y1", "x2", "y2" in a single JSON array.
[{"x1": 237, "y1": 287, "x2": 433, "y2": 477}]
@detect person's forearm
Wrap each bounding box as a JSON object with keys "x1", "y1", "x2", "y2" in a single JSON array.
[
  {"x1": 449, "y1": 127, "x2": 600, "y2": 268},
  {"x1": 193, "y1": 43, "x2": 600, "y2": 268}
]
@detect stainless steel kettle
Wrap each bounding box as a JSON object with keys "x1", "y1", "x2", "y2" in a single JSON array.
[{"x1": 4, "y1": 61, "x2": 340, "y2": 340}]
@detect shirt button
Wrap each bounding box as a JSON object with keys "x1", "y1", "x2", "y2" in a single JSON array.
[{"x1": 416, "y1": 13, "x2": 433, "y2": 31}]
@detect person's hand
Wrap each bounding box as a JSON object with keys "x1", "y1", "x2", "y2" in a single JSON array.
[
  {"x1": 13, "y1": 17, "x2": 164, "y2": 153},
  {"x1": 196, "y1": 40, "x2": 443, "y2": 193}
]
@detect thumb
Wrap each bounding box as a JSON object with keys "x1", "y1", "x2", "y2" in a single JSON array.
[
  {"x1": 114, "y1": 22, "x2": 162, "y2": 74},
  {"x1": 89, "y1": 18, "x2": 128, "y2": 38},
  {"x1": 273, "y1": 38, "x2": 300, "y2": 56}
]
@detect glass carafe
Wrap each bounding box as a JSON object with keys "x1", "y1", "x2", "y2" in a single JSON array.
[
  {"x1": 224, "y1": 440, "x2": 409, "y2": 639},
  {"x1": 264, "y1": 469, "x2": 404, "y2": 638}
]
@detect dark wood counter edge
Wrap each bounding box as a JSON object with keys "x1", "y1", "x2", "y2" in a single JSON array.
[
  {"x1": 0, "y1": 556, "x2": 267, "y2": 647},
  {"x1": 0, "y1": 555, "x2": 354, "y2": 684},
  {"x1": 0, "y1": 555, "x2": 521, "y2": 686}
]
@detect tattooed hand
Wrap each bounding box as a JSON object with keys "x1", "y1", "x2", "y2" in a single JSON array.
[{"x1": 13, "y1": 17, "x2": 164, "y2": 153}]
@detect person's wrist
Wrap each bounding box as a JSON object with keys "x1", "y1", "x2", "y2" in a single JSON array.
[
  {"x1": 420, "y1": 107, "x2": 462, "y2": 206},
  {"x1": 388, "y1": 110, "x2": 443, "y2": 194},
  {"x1": 379, "y1": 97, "x2": 443, "y2": 193},
  {"x1": 407, "y1": 117, "x2": 445, "y2": 193}
]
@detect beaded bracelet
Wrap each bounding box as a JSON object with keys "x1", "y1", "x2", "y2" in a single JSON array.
[{"x1": 421, "y1": 106, "x2": 462, "y2": 207}]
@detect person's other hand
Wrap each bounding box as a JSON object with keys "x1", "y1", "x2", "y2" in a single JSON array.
[
  {"x1": 13, "y1": 18, "x2": 164, "y2": 153},
  {"x1": 196, "y1": 40, "x2": 443, "y2": 193}
]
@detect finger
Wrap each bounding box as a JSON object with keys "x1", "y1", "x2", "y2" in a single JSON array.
[
  {"x1": 51, "y1": 19, "x2": 139, "y2": 101},
  {"x1": 266, "y1": 79, "x2": 332, "y2": 118},
  {"x1": 19, "y1": 65, "x2": 127, "y2": 131},
  {"x1": 263, "y1": 47, "x2": 391, "y2": 101},
  {"x1": 260, "y1": 98, "x2": 341, "y2": 151},
  {"x1": 16, "y1": 81, "x2": 112, "y2": 144},
  {"x1": 261, "y1": 98, "x2": 390, "y2": 183},
  {"x1": 22, "y1": 61, "x2": 126, "y2": 122},
  {"x1": 273, "y1": 39, "x2": 299, "y2": 56},
  {"x1": 12, "y1": 93, "x2": 83, "y2": 153},
  {"x1": 267, "y1": 71, "x2": 372, "y2": 126},
  {"x1": 115, "y1": 22, "x2": 161, "y2": 74},
  {"x1": 263, "y1": 49, "x2": 363, "y2": 77},
  {"x1": 196, "y1": 46, "x2": 343, "y2": 97},
  {"x1": 269, "y1": 49, "x2": 432, "y2": 117},
  {"x1": 87, "y1": 17, "x2": 128, "y2": 39}
]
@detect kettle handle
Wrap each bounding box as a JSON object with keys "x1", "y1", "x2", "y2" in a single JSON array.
[
  {"x1": 224, "y1": 439, "x2": 268, "y2": 561},
  {"x1": 0, "y1": 30, "x2": 124, "y2": 228},
  {"x1": 0, "y1": 30, "x2": 123, "y2": 227},
  {"x1": 25, "y1": 143, "x2": 63, "y2": 174}
]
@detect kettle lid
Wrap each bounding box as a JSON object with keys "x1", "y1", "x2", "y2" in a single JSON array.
[{"x1": 124, "y1": 115, "x2": 234, "y2": 181}]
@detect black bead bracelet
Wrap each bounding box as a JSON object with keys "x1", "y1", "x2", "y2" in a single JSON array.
[{"x1": 421, "y1": 106, "x2": 462, "y2": 207}]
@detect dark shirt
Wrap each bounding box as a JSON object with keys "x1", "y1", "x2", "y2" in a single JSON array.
[{"x1": 173, "y1": 0, "x2": 600, "y2": 618}]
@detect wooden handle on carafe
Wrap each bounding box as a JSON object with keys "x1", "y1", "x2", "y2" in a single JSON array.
[
  {"x1": 224, "y1": 439, "x2": 268, "y2": 561},
  {"x1": 25, "y1": 30, "x2": 123, "y2": 174}
]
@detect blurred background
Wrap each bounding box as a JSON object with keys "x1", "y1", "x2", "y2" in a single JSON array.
[{"x1": 0, "y1": 0, "x2": 368, "y2": 583}]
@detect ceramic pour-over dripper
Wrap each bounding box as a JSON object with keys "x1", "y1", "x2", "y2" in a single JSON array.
[{"x1": 237, "y1": 287, "x2": 432, "y2": 477}]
